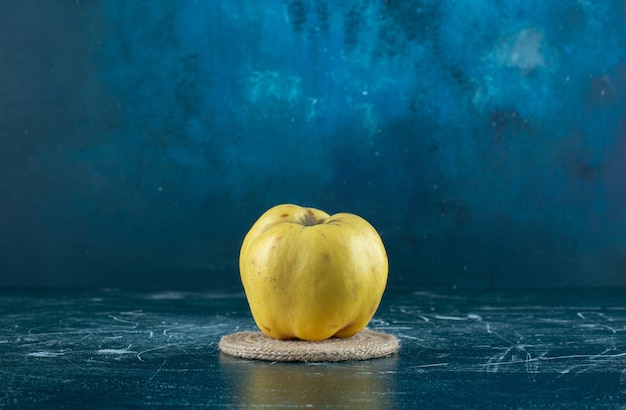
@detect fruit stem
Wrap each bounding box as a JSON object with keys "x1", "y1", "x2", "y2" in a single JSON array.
[{"x1": 302, "y1": 209, "x2": 318, "y2": 226}]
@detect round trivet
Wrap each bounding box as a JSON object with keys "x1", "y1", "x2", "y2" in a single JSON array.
[{"x1": 218, "y1": 328, "x2": 400, "y2": 362}]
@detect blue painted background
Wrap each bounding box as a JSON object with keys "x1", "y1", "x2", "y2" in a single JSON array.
[{"x1": 2, "y1": 1, "x2": 626, "y2": 289}]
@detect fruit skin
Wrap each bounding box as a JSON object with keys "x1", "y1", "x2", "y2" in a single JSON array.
[{"x1": 239, "y1": 204, "x2": 388, "y2": 341}]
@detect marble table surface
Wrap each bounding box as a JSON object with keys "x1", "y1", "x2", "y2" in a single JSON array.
[{"x1": 1, "y1": 287, "x2": 625, "y2": 408}]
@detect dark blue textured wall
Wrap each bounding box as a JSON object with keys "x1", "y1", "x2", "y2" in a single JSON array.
[{"x1": 2, "y1": 1, "x2": 626, "y2": 289}]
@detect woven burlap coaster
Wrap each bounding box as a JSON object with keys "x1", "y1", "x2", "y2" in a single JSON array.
[{"x1": 218, "y1": 328, "x2": 400, "y2": 362}]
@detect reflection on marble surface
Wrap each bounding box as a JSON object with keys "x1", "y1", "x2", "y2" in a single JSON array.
[{"x1": 220, "y1": 354, "x2": 398, "y2": 409}]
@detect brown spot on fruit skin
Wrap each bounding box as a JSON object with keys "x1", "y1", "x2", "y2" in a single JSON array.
[
  {"x1": 269, "y1": 236, "x2": 283, "y2": 251},
  {"x1": 281, "y1": 213, "x2": 289, "y2": 218},
  {"x1": 262, "y1": 325, "x2": 272, "y2": 334}
]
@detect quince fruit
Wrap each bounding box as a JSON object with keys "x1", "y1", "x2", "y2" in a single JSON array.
[{"x1": 239, "y1": 204, "x2": 388, "y2": 341}]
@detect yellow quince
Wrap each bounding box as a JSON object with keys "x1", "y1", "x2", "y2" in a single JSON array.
[{"x1": 239, "y1": 204, "x2": 388, "y2": 341}]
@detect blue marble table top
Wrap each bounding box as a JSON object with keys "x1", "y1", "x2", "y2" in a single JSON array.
[{"x1": 1, "y1": 288, "x2": 625, "y2": 408}]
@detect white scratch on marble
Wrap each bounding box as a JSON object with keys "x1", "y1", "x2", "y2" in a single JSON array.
[
  {"x1": 416, "y1": 362, "x2": 449, "y2": 368},
  {"x1": 433, "y1": 315, "x2": 469, "y2": 321},
  {"x1": 137, "y1": 344, "x2": 172, "y2": 362},
  {"x1": 482, "y1": 351, "x2": 626, "y2": 368},
  {"x1": 97, "y1": 344, "x2": 135, "y2": 354},
  {"x1": 27, "y1": 351, "x2": 67, "y2": 358},
  {"x1": 109, "y1": 315, "x2": 139, "y2": 328},
  {"x1": 148, "y1": 359, "x2": 167, "y2": 382}
]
